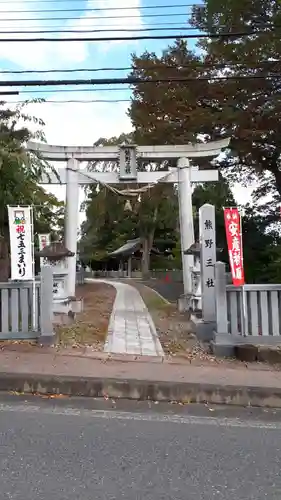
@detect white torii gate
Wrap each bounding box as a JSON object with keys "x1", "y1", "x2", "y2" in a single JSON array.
[{"x1": 28, "y1": 138, "x2": 230, "y2": 301}]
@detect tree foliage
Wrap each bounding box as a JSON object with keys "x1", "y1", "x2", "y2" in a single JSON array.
[
  {"x1": 80, "y1": 133, "x2": 180, "y2": 276},
  {"x1": 189, "y1": 0, "x2": 281, "y2": 211},
  {"x1": 81, "y1": 2, "x2": 281, "y2": 282},
  {"x1": 126, "y1": 6, "x2": 281, "y2": 282},
  {"x1": 129, "y1": 40, "x2": 216, "y2": 147},
  {"x1": 0, "y1": 101, "x2": 63, "y2": 280}
]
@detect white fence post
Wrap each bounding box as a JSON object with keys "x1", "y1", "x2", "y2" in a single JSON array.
[
  {"x1": 39, "y1": 265, "x2": 55, "y2": 345},
  {"x1": 215, "y1": 262, "x2": 228, "y2": 334}
]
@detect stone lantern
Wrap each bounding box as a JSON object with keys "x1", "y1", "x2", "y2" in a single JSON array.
[
  {"x1": 183, "y1": 242, "x2": 223, "y2": 315},
  {"x1": 184, "y1": 242, "x2": 202, "y2": 312},
  {"x1": 37, "y1": 242, "x2": 74, "y2": 313}
]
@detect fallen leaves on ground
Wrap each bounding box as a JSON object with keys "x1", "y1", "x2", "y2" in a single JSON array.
[{"x1": 55, "y1": 283, "x2": 116, "y2": 349}]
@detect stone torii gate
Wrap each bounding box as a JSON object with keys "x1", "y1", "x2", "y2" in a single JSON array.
[{"x1": 28, "y1": 139, "x2": 230, "y2": 302}]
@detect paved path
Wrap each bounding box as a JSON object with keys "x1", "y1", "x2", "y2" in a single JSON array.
[{"x1": 87, "y1": 279, "x2": 164, "y2": 357}]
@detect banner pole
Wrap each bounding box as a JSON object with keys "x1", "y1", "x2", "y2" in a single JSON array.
[
  {"x1": 30, "y1": 206, "x2": 36, "y2": 331},
  {"x1": 240, "y1": 209, "x2": 247, "y2": 337},
  {"x1": 224, "y1": 207, "x2": 247, "y2": 337}
]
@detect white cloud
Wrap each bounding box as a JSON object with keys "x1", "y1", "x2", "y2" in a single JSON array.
[
  {"x1": 0, "y1": 0, "x2": 88, "y2": 68},
  {"x1": 0, "y1": 0, "x2": 141, "y2": 145},
  {"x1": 13, "y1": 96, "x2": 132, "y2": 145},
  {"x1": 68, "y1": 0, "x2": 143, "y2": 51},
  {"x1": 0, "y1": 0, "x2": 143, "y2": 68}
]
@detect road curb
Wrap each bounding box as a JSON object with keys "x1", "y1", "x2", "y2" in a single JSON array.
[{"x1": 1, "y1": 372, "x2": 281, "y2": 407}]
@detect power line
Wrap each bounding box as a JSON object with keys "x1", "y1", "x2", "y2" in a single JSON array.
[
  {"x1": 0, "y1": 30, "x2": 270, "y2": 42},
  {"x1": 0, "y1": 27, "x2": 198, "y2": 35},
  {"x1": 0, "y1": 3, "x2": 193, "y2": 13},
  {"x1": 0, "y1": 21, "x2": 197, "y2": 30},
  {"x1": 20, "y1": 87, "x2": 129, "y2": 93},
  {"x1": 0, "y1": 0, "x2": 181, "y2": 2},
  {"x1": 0, "y1": 12, "x2": 192, "y2": 21},
  {"x1": 0, "y1": 67, "x2": 133, "y2": 74},
  {"x1": 1, "y1": 74, "x2": 280, "y2": 88},
  {"x1": 0, "y1": 60, "x2": 279, "y2": 74},
  {"x1": 6, "y1": 99, "x2": 131, "y2": 104},
  {"x1": 0, "y1": 22, "x2": 277, "y2": 35},
  {"x1": 0, "y1": 0, "x2": 92, "y2": 2},
  {"x1": 1, "y1": 0, "x2": 192, "y2": 2}
]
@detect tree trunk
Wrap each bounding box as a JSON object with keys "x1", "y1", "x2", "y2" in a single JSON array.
[
  {"x1": 273, "y1": 168, "x2": 281, "y2": 196},
  {"x1": 141, "y1": 237, "x2": 150, "y2": 279},
  {"x1": 0, "y1": 237, "x2": 10, "y2": 282},
  {"x1": 140, "y1": 207, "x2": 158, "y2": 280}
]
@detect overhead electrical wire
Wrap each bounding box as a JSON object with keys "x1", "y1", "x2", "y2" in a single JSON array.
[
  {"x1": 20, "y1": 87, "x2": 129, "y2": 93},
  {"x1": 1, "y1": 74, "x2": 280, "y2": 88},
  {"x1": 0, "y1": 3, "x2": 194, "y2": 13},
  {"x1": 0, "y1": 29, "x2": 273, "y2": 42},
  {"x1": 0, "y1": 22, "x2": 277, "y2": 35},
  {"x1": 0, "y1": 0, "x2": 195, "y2": 2},
  {"x1": 0, "y1": 27, "x2": 197, "y2": 34},
  {"x1": 0, "y1": 0, "x2": 202, "y2": 2},
  {"x1": 0, "y1": 21, "x2": 200, "y2": 30},
  {"x1": 6, "y1": 99, "x2": 131, "y2": 104},
  {"x1": 0, "y1": 60, "x2": 279, "y2": 74},
  {"x1": 0, "y1": 12, "x2": 197, "y2": 21}
]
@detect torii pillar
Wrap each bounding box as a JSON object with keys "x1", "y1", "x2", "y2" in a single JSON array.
[
  {"x1": 65, "y1": 158, "x2": 80, "y2": 299},
  {"x1": 29, "y1": 139, "x2": 230, "y2": 301},
  {"x1": 177, "y1": 158, "x2": 195, "y2": 298}
]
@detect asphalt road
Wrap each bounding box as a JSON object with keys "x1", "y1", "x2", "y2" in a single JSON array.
[{"x1": 1, "y1": 396, "x2": 281, "y2": 500}]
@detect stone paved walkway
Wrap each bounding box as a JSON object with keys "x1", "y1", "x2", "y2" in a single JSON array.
[{"x1": 86, "y1": 279, "x2": 164, "y2": 356}]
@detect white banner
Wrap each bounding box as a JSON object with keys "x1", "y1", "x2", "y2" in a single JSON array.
[
  {"x1": 38, "y1": 233, "x2": 50, "y2": 251},
  {"x1": 38, "y1": 233, "x2": 51, "y2": 268},
  {"x1": 8, "y1": 206, "x2": 33, "y2": 280}
]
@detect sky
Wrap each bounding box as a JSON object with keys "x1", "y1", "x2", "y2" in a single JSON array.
[{"x1": 1, "y1": 0, "x2": 252, "y2": 212}]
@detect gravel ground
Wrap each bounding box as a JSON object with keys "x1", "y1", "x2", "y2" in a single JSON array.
[{"x1": 55, "y1": 283, "x2": 116, "y2": 350}]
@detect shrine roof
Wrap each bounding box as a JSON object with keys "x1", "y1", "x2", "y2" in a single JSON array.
[
  {"x1": 109, "y1": 238, "x2": 141, "y2": 258},
  {"x1": 36, "y1": 241, "x2": 74, "y2": 260},
  {"x1": 184, "y1": 242, "x2": 201, "y2": 255},
  {"x1": 184, "y1": 242, "x2": 223, "y2": 255}
]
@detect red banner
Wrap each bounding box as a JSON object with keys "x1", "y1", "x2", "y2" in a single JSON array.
[{"x1": 224, "y1": 208, "x2": 245, "y2": 286}]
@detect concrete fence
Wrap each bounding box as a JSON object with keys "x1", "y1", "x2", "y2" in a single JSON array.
[
  {"x1": 0, "y1": 266, "x2": 54, "y2": 343},
  {"x1": 215, "y1": 262, "x2": 281, "y2": 337}
]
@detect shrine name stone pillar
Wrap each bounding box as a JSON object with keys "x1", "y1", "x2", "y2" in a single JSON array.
[
  {"x1": 199, "y1": 203, "x2": 216, "y2": 322},
  {"x1": 65, "y1": 158, "x2": 79, "y2": 297},
  {"x1": 177, "y1": 157, "x2": 195, "y2": 298},
  {"x1": 196, "y1": 203, "x2": 218, "y2": 342}
]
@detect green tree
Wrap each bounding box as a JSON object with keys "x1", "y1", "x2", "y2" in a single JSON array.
[
  {"x1": 129, "y1": 40, "x2": 215, "y2": 147},
  {"x1": 80, "y1": 133, "x2": 180, "y2": 277},
  {"x1": 193, "y1": 174, "x2": 235, "y2": 262},
  {"x1": 191, "y1": 175, "x2": 281, "y2": 282},
  {"x1": 128, "y1": 29, "x2": 281, "y2": 282},
  {"x1": 0, "y1": 101, "x2": 63, "y2": 280},
  {"x1": 190, "y1": 0, "x2": 281, "y2": 209}
]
